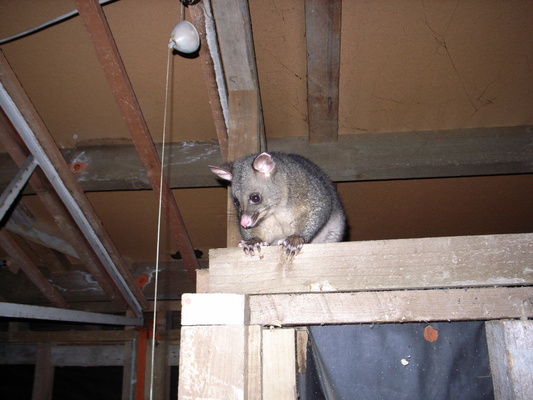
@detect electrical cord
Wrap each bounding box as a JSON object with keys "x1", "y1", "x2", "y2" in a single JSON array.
[{"x1": 0, "y1": 0, "x2": 118, "y2": 45}]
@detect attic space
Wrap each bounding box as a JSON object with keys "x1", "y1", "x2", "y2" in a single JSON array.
[{"x1": 0, "y1": 0, "x2": 532, "y2": 399}]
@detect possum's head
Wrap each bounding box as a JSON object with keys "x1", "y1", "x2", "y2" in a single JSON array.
[{"x1": 209, "y1": 152, "x2": 285, "y2": 229}]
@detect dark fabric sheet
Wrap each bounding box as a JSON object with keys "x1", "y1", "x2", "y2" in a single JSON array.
[{"x1": 298, "y1": 322, "x2": 493, "y2": 400}]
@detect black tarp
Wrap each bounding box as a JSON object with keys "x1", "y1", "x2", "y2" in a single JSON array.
[{"x1": 298, "y1": 321, "x2": 494, "y2": 400}]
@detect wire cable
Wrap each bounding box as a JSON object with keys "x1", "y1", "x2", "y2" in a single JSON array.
[
  {"x1": 148, "y1": 44, "x2": 173, "y2": 400},
  {"x1": 0, "y1": 0, "x2": 118, "y2": 45}
]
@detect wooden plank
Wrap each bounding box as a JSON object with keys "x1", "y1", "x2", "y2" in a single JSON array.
[
  {"x1": 0, "y1": 329, "x2": 137, "y2": 344},
  {"x1": 32, "y1": 343, "x2": 54, "y2": 400},
  {"x1": 210, "y1": 0, "x2": 260, "y2": 92},
  {"x1": 75, "y1": 0, "x2": 200, "y2": 284},
  {"x1": 208, "y1": 233, "x2": 533, "y2": 294},
  {"x1": 2, "y1": 126, "x2": 530, "y2": 191},
  {"x1": 248, "y1": 287, "x2": 533, "y2": 326},
  {"x1": 181, "y1": 293, "x2": 249, "y2": 326},
  {"x1": 208, "y1": 0, "x2": 266, "y2": 157},
  {"x1": 178, "y1": 325, "x2": 247, "y2": 400},
  {"x1": 247, "y1": 325, "x2": 262, "y2": 400},
  {"x1": 306, "y1": 0, "x2": 342, "y2": 143},
  {"x1": 0, "y1": 342, "x2": 180, "y2": 366},
  {"x1": 486, "y1": 320, "x2": 533, "y2": 400},
  {"x1": 196, "y1": 268, "x2": 210, "y2": 293},
  {"x1": 210, "y1": 0, "x2": 266, "y2": 246},
  {"x1": 262, "y1": 328, "x2": 297, "y2": 399},
  {"x1": 226, "y1": 90, "x2": 263, "y2": 246},
  {"x1": 296, "y1": 328, "x2": 309, "y2": 374}
]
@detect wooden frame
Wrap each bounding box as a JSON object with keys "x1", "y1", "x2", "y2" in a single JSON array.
[{"x1": 178, "y1": 233, "x2": 533, "y2": 399}]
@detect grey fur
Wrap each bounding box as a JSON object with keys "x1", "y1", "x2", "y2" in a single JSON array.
[{"x1": 209, "y1": 152, "x2": 346, "y2": 255}]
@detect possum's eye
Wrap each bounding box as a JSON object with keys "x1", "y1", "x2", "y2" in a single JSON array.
[
  {"x1": 233, "y1": 198, "x2": 240, "y2": 208},
  {"x1": 249, "y1": 193, "x2": 262, "y2": 204}
]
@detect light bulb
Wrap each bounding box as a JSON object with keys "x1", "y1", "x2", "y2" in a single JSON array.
[{"x1": 168, "y1": 20, "x2": 200, "y2": 54}]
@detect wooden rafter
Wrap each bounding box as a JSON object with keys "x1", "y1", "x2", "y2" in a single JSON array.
[
  {"x1": 306, "y1": 0, "x2": 342, "y2": 143},
  {"x1": 0, "y1": 50, "x2": 148, "y2": 313},
  {"x1": 209, "y1": 0, "x2": 267, "y2": 246},
  {"x1": 0, "y1": 229, "x2": 68, "y2": 308},
  {"x1": 0, "y1": 107, "x2": 128, "y2": 310},
  {"x1": 189, "y1": 2, "x2": 229, "y2": 161},
  {"x1": 74, "y1": 0, "x2": 200, "y2": 283}
]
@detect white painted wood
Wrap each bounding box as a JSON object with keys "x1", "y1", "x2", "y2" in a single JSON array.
[{"x1": 181, "y1": 293, "x2": 249, "y2": 326}]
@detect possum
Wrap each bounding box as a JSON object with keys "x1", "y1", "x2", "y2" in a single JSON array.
[{"x1": 209, "y1": 152, "x2": 346, "y2": 256}]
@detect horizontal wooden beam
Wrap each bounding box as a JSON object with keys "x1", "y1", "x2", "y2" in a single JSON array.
[
  {"x1": 248, "y1": 287, "x2": 533, "y2": 326},
  {"x1": 2, "y1": 126, "x2": 530, "y2": 191},
  {"x1": 0, "y1": 343, "x2": 180, "y2": 366},
  {"x1": 0, "y1": 329, "x2": 180, "y2": 344},
  {"x1": 180, "y1": 286, "x2": 533, "y2": 327},
  {"x1": 208, "y1": 233, "x2": 533, "y2": 294}
]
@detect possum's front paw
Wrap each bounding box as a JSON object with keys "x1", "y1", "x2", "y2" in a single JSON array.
[
  {"x1": 239, "y1": 239, "x2": 269, "y2": 256},
  {"x1": 278, "y1": 235, "x2": 305, "y2": 257}
]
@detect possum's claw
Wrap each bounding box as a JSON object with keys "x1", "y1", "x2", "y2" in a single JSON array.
[
  {"x1": 239, "y1": 239, "x2": 268, "y2": 256},
  {"x1": 278, "y1": 236, "x2": 305, "y2": 257}
]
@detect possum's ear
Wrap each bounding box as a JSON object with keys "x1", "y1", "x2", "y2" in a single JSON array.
[
  {"x1": 253, "y1": 152, "x2": 275, "y2": 176},
  {"x1": 209, "y1": 164, "x2": 233, "y2": 181}
]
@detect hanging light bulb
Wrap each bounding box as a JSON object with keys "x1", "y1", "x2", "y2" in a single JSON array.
[
  {"x1": 168, "y1": 20, "x2": 199, "y2": 53},
  {"x1": 168, "y1": 0, "x2": 200, "y2": 54}
]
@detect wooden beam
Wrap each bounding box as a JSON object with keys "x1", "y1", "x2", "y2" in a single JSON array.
[
  {"x1": 0, "y1": 230, "x2": 68, "y2": 308},
  {"x1": 485, "y1": 320, "x2": 533, "y2": 400},
  {"x1": 6, "y1": 204, "x2": 79, "y2": 260},
  {"x1": 262, "y1": 328, "x2": 297, "y2": 398},
  {"x1": 0, "y1": 329, "x2": 137, "y2": 344},
  {"x1": 248, "y1": 287, "x2": 533, "y2": 326},
  {"x1": 0, "y1": 106, "x2": 129, "y2": 310},
  {"x1": 209, "y1": 0, "x2": 266, "y2": 155},
  {"x1": 0, "y1": 50, "x2": 147, "y2": 313},
  {"x1": 208, "y1": 233, "x2": 533, "y2": 294},
  {"x1": 306, "y1": 0, "x2": 342, "y2": 143},
  {"x1": 189, "y1": 2, "x2": 229, "y2": 161},
  {"x1": 3, "y1": 126, "x2": 530, "y2": 191},
  {"x1": 178, "y1": 325, "x2": 249, "y2": 399},
  {"x1": 74, "y1": 0, "x2": 200, "y2": 283},
  {"x1": 210, "y1": 0, "x2": 267, "y2": 246},
  {"x1": 32, "y1": 343, "x2": 54, "y2": 400},
  {"x1": 0, "y1": 343, "x2": 181, "y2": 366},
  {"x1": 226, "y1": 91, "x2": 263, "y2": 246}
]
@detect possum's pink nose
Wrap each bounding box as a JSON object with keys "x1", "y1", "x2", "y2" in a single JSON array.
[{"x1": 240, "y1": 215, "x2": 254, "y2": 228}]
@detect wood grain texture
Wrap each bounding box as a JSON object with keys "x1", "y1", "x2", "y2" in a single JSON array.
[
  {"x1": 3, "y1": 126, "x2": 528, "y2": 192},
  {"x1": 486, "y1": 320, "x2": 533, "y2": 400},
  {"x1": 262, "y1": 328, "x2": 297, "y2": 399},
  {"x1": 209, "y1": 233, "x2": 533, "y2": 294},
  {"x1": 248, "y1": 287, "x2": 533, "y2": 326},
  {"x1": 306, "y1": 0, "x2": 342, "y2": 143},
  {"x1": 178, "y1": 325, "x2": 247, "y2": 400}
]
